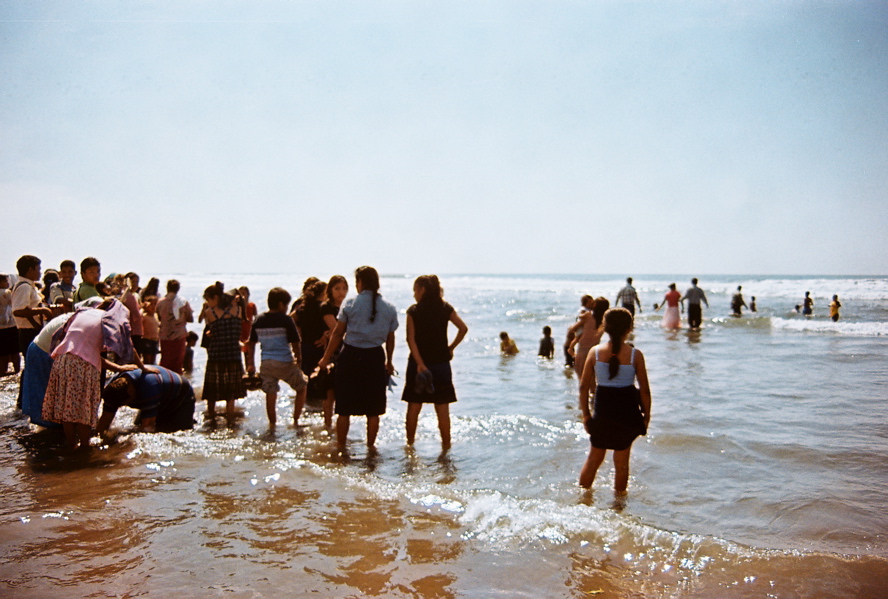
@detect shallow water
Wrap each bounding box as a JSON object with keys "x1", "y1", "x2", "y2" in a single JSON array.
[{"x1": 1, "y1": 274, "x2": 886, "y2": 598}]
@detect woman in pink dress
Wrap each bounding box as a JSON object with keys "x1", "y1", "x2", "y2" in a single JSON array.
[
  {"x1": 42, "y1": 298, "x2": 153, "y2": 450},
  {"x1": 655, "y1": 283, "x2": 682, "y2": 329}
]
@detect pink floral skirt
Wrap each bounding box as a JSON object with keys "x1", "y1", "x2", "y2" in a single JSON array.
[{"x1": 42, "y1": 353, "x2": 102, "y2": 427}]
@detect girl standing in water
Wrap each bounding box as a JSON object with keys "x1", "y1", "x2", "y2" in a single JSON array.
[
  {"x1": 578, "y1": 308, "x2": 651, "y2": 494},
  {"x1": 318, "y1": 274, "x2": 348, "y2": 430},
  {"x1": 201, "y1": 282, "x2": 247, "y2": 423},
  {"x1": 401, "y1": 275, "x2": 468, "y2": 450},
  {"x1": 294, "y1": 279, "x2": 328, "y2": 404},
  {"x1": 316, "y1": 266, "x2": 398, "y2": 451}
]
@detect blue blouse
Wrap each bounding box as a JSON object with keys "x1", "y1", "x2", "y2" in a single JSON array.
[{"x1": 338, "y1": 290, "x2": 399, "y2": 349}]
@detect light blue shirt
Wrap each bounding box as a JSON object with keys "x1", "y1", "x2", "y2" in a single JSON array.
[
  {"x1": 594, "y1": 347, "x2": 637, "y2": 387},
  {"x1": 338, "y1": 290, "x2": 399, "y2": 349}
]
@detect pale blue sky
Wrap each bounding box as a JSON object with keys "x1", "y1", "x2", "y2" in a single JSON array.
[{"x1": 2, "y1": 1, "x2": 886, "y2": 276}]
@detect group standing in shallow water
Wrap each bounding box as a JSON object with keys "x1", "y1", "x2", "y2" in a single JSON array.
[{"x1": 1, "y1": 256, "x2": 851, "y2": 496}]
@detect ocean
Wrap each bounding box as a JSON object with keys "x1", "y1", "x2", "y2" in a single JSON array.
[{"x1": 1, "y1": 273, "x2": 886, "y2": 598}]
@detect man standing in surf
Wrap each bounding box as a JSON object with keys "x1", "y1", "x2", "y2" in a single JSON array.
[
  {"x1": 615, "y1": 277, "x2": 642, "y2": 318},
  {"x1": 681, "y1": 278, "x2": 709, "y2": 329}
]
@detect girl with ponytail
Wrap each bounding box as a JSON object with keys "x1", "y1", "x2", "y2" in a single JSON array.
[
  {"x1": 316, "y1": 266, "x2": 399, "y2": 450},
  {"x1": 402, "y1": 275, "x2": 468, "y2": 449},
  {"x1": 578, "y1": 307, "x2": 652, "y2": 494}
]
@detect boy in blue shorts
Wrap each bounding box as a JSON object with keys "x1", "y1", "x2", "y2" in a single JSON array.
[{"x1": 248, "y1": 287, "x2": 307, "y2": 428}]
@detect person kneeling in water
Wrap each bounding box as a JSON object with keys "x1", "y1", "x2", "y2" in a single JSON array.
[{"x1": 97, "y1": 366, "x2": 196, "y2": 436}]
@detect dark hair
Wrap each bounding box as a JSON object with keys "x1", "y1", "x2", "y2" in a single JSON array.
[
  {"x1": 186, "y1": 331, "x2": 199, "y2": 343},
  {"x1": 60, "y1": 260, "x2": 76, "y2": 271},
  {"x1": 591, "y1": 297, "x2": 609, "y2": 329},
  {"x1": 355, "y1": 266, "x2": 381, "y2": 322},
  {"x1": 301, "y1": 277, "x2": 319, "y2": 294},
  {"x1": 691, "y1": 277, "x2": 698, "y2": 285},
  {"x1": 603, "y1": 308, "x2": 633, "y2": 380},
  {"x1": 204, "y1": 281, "x2": 237, "y2": 309},
  {"x1": 414, "y1": 274, "x2": 443, "y2": 306},
  {"x1": 542, "y1": 326, "x2": 551, "y2": 335},
  {"x1": 325, "y1": 275, "x2": 347, "y2": 302},
  {"x1": 166, "y1": 279, "x2": 180, "y2": 294},
  {"x1": 669, "y1": 283, "x2": 676, "y2": 291},
  {"x1": 80, "y1": 256, "x2": 100, "y2": 273},
  {"x1": 500, "y1": 332, "x2": 509, "y2": 340},
  {"x1": 268, "y1": 287, "x2": 292, "y2": 310},
  {"x1": 0, "y1": 274, "x2": 7, "y2": 284},
  {"x1": 16, "y1": 255, "x2": 40, "y2": 277},
  {"x1": 103, "y1": 375, "x2": 132, "y2": 406},
  {"x1": 141, "y1": 277, "x2": 160, "y2": 300},
  {"x1": 627, "y1": 277, "x2": 633, "y2": 285},
  {"x1": 41, "y1": 270, "x2": 59, "y2": 302},
  {"x1": 308, "y1": 280, "x2": 327, "y2": 301}
]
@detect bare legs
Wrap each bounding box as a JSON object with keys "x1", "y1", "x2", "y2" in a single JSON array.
[
  {"x1": 434, "y1": 403, "x2": 451, "y2": 449},
  {"x1": 323, "y1": 390, "x2": 335, "y2": 430},
  {"x1": 405, "y1": 403, "x2": 422, "y2": 445},
  {"x1": 579, "y1": 447, "x2": 607, "y2": 489},
  {"x1": 62, "y1": 422, "x2": 92, "y2": 451},
  {"x1": 405, "y1": 402, "x2": 451, "y2": 449},
  {"x1": 580, "y1": 445, "x2": 632, "y2": 494},
  {"x1": 264, "y1": 386, "x2": 306, "y2": 428},
  {"x1": 336, "y1": 415, "x2": 379, "y2": 450},
  {"x1": 292, "y1": 387, "x2": 306, "y2": 426},
  {"x1": 265, "y1": 391, "x2": 277, "y2": 427}
]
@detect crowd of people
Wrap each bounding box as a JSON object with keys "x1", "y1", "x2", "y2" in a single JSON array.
[
  {"x1": 0, "y1": 257, "x2": 844, "y2": 495},
  {"x1": 0, "y1": 255, "x2": 472, "y2": 458}
]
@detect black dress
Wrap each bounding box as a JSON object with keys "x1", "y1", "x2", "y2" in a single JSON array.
[
  {"x1": 401, "y1": 301, "x2": 457, "y2": 405},
  {"x1": 295, "y1": 298, "x2": 326, "y2": 399}
]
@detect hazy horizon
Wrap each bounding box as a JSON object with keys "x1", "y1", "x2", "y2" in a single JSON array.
[{"x1": 2, "y1": 1, "x2": 886, "y2": 276}]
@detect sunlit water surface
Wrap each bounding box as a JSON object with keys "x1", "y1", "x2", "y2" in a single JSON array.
[{"x1": 1, "y1": 274, "x2": 886, "y2": 598}]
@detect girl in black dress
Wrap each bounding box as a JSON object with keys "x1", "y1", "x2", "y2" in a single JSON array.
[
  {"x1": 318, "y1": 274, "x2": 348, "y2": 429},
  {"x1": 402, "y1": 275, "x2": 468, "y2": 450},
  {"x1": 578, "y1": 308, "x2": 651, "y2": 494}
]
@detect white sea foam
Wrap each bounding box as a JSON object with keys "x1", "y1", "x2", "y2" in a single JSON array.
[{"x1": 771, "y1": 316, "x2": 888, "y2": 336}]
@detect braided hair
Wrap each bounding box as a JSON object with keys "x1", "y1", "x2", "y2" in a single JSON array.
[
  {"x1": 603, "y1": 307, "x2": 633, "y2": 380},
  {"x1": 355, "y1": 266, "x2": 381, "y2": 322}
]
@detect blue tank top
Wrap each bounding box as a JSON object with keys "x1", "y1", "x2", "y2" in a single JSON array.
[{"x1": 594, "y1": 347, "x2": 637, "y2": 387}]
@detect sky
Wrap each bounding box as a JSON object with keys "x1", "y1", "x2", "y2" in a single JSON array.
[{"x1": 1, "y1": 1, "x2": 887, "y2": 276}]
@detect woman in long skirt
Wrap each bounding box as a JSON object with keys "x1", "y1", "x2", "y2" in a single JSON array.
[{"x1": 316, "y1": 267, "x2": 398, "y2": 451}]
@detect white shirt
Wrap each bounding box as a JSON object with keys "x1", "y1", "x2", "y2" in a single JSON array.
[
  {"x1": 11, "y1": 277, "x2": 43, "y2": 330},
  {"x1": 0, "y1": 289, "x2": 15, "y2": 329}
]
